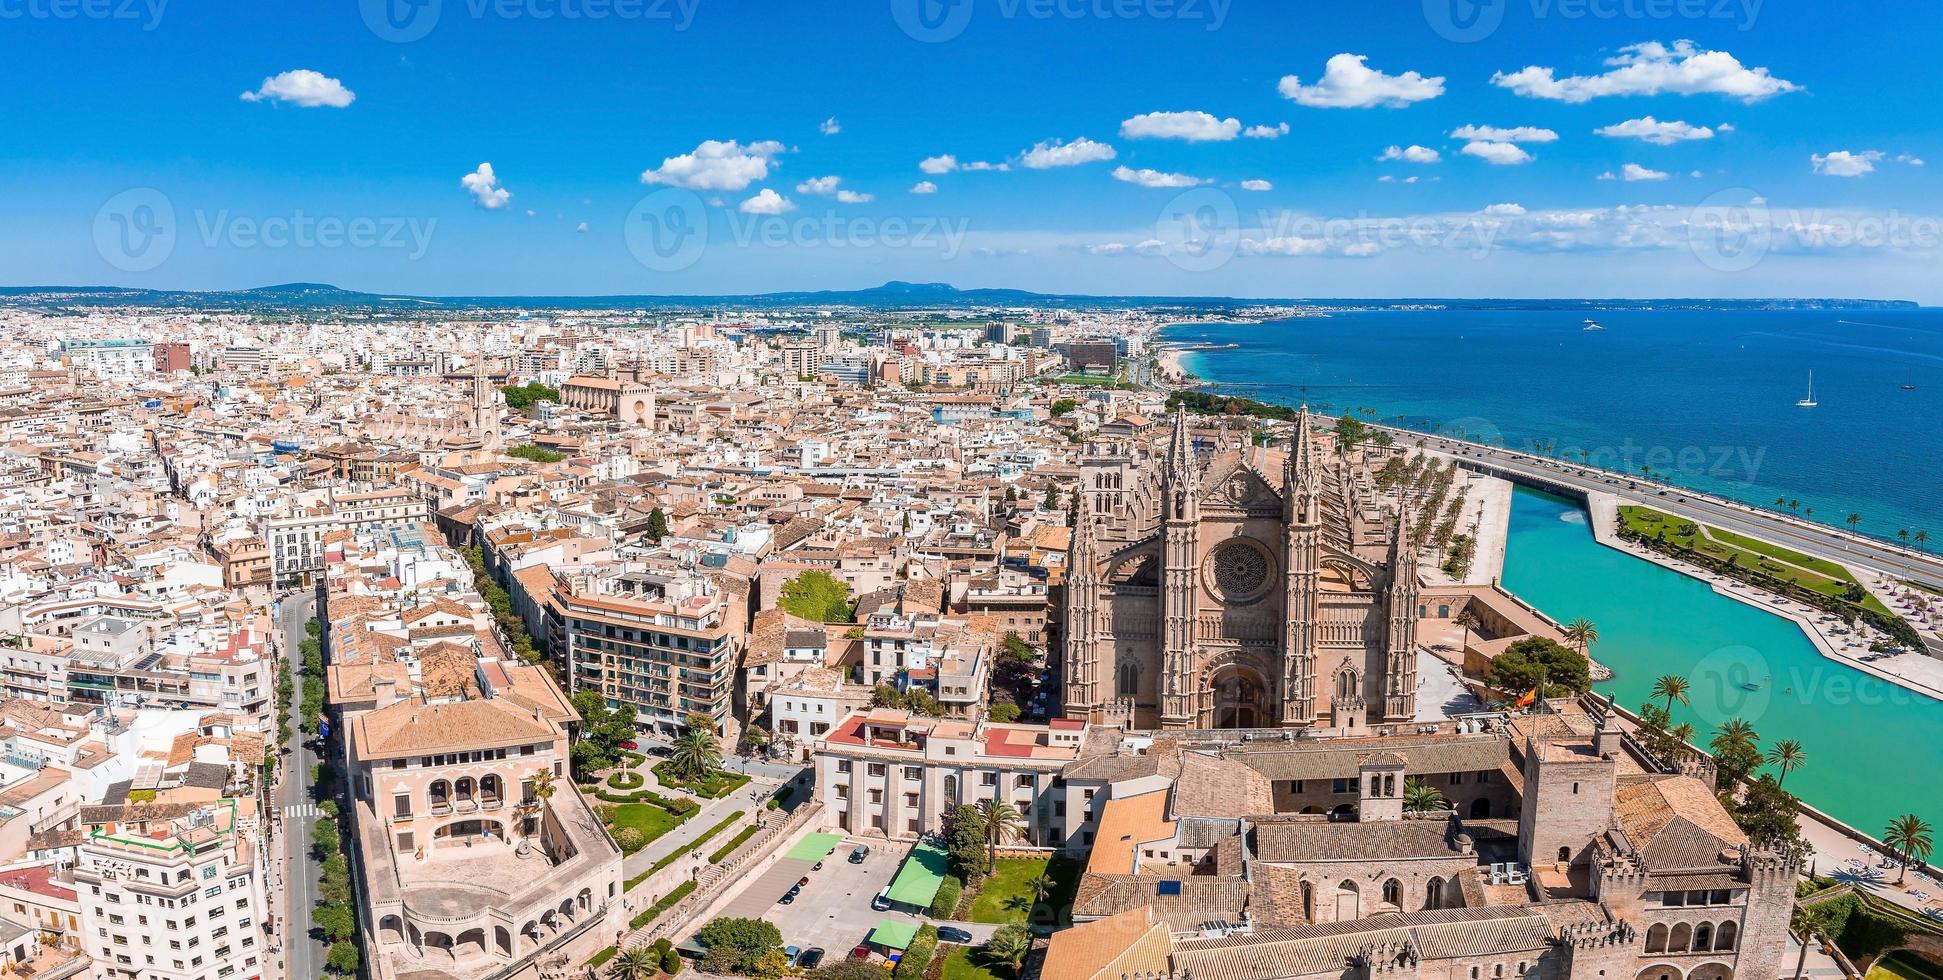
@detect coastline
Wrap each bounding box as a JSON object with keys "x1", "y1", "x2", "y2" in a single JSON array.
[{"x1": 1583, "y1": 490, "x2": 1943, "y2": 703}]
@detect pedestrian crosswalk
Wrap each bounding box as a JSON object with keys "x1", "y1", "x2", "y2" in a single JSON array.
[{"x1": 282, "y1": 803, "x2": 323, "y2": 819}]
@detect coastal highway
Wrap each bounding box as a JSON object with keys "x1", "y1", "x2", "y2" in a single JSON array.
[{"x1": 1375, "y1": 424, "x2": 1943, "y2": 594}]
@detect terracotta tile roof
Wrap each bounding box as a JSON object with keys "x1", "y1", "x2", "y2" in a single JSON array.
[
  {"x1": 1039, "y1": 907, "x2": 1171, "y2": 980},
  {"x1": 1614, "y1": 774, "x2": 1746, "y2": 868},
  {"x1": 1086, "y1": 791, "x2": 1175, "y2": 876},
  {"x1": 352, "y1": 696, "x2": 555, "y2": 759}
]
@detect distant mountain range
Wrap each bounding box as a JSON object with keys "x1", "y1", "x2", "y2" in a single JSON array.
[{"x1": 0, "y1": 280, "x2": 1920, "y2": 312}]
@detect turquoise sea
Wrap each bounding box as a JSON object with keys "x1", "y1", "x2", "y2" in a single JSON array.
[
  {"x1": 1167, "y1": 310, "x2": 1943, "y2": 834},
  {"x1": 1167, "y1": 309, "x2": 1943, "y2": 541}
]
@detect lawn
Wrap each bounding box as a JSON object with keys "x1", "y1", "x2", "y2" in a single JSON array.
[
  {"x1": 652, "y1": 761, "x2": 752, "y2": 799},
  {"x1": 940, "y1": 945, "x2": 1015, "y2": 980},
  {"x1": 968, "y1": 856, "x2": 1084, "y2": 928},
  {"x1": 1619, "y1": 506, "x2": 1891, "y2": 614},
  {"x1": 1867, "y1": 952, "x2": 1943, "y2": 980},
  {"x1": 607, "y1": 802, "x2": 683, "y2": 854}
]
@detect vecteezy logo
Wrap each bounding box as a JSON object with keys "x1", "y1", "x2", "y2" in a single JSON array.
[
  {"x1": 1688, "y1": 645, "x2": 1773, "y2": 728},
  {"x1": 361, "y1": 0, "x2": 441, "y2": 43},
  {"x1": 624, "y1": 189, "x2": 709, "y2": 273},
  {"x1": 1423, "y1": 0, "x2": 1507, "y2": 42},
  {"x1": 1155, "y1": 188, "x2": 1239, "y2": 274},
  {"x1": 93, "y1": 188, "x2": 177, "y2": 273},
  {"x1": 1688, "y1": 187, "x2": 1771, "y2": 274},
  {"x1": 892, "y1": 0, "x2": 974, "y2": 43}
]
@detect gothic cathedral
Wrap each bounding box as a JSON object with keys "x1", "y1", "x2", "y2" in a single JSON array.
[{"x1": 1062, "y1": 407, "x2": 1422, "y2": 731}]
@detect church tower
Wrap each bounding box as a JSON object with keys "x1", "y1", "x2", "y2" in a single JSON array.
[
  {"x1": 1280, "y1": 406, "x2": 1322, "y2": 725},
  {"x1": 1159, "y1": 406, "x2": 1200, "y2": 727},
  {"x1": 1062, "y1": 489, "x2": 1102, "y2": 721},
  {"x1": 1382, "y1": 499, "x2": 1421, "y2": 721},
  {"x1": 469, "y1": 356, "x2": 502, "y2": 451}
]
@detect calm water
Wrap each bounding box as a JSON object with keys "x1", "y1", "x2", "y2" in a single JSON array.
[
  {"x1": 1501, "y1": 486, "x2": 1940, "y2": 834},
  {"x1": 1169, "y1": 309, "x2": 1943, "y2": 540}
]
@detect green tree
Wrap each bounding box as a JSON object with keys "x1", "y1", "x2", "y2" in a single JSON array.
[
  {"x1": 1050, "y1": 398, "x2": 1078, "y2": 417},
  {"x1": 930, "y1": 876, "x2": 963, "y2": 919},
  {"x1": 976, "y1": 799, "x2": 1024, "y2": 873},
  {"x1": 1766, "y1": 739, "x2": 1807, "y2": 787},
  {"x1": 326, "y1": 941, "x2": 361, "y2": 976},
  {"x1": 1884, "y1": 814, "x2": 1934, "y2": 885},
  {"x1": 646, "y1": 506, "x2": 670, "y2": 543},
  {"x1": 670, "y1": 726, "x2": 721, "y2": 781},
  {"x1": 778, "y1": 570, "x2": 857, "y2": 623},
  {"x1": 1042, "y1": 483, "x2": 1060, "y2": 510},
  {"x1": 696, "y1": 917, "x2": 783, "y2": 973},
  {"x1": 1334, "y1": 415, "x2": 1370, "y2": 451},
  {"x1": 1731, "y1": 776, "x2": 1806, "y2": 851},
  {"x1": 1651, "y1": 674, "x2": 1691, "y2": 714},
  {"x1": 1486, "y1": 637, "x2": 1590, "y2": 696},
  {"x1": 988, "y1": 702, "x2": 1021, "y2": 723},
  {"x1": 313, "y1": 902, "x2": 356, "y2": 942},
  {"x1": 944, "y1": 804, "x2": 987, "y2": 882},
  {"x1": 982, "y1": 925, "x2": 1032, "y2": 973},
  {"x1": 1402, "y1": 777, "x2": 1446, "y2": 813},
  {"x1": 608, "y1": 946, "x2": 659, "y2": 980}
]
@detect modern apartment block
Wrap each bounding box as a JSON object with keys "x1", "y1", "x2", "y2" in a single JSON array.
[{"x1": 558, "y1": 569, "x2": 743, "y2": 736}]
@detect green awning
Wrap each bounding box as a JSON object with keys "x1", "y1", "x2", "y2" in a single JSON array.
[
  {"x1": 867, "y1": 919, "x2": 919, "y2": 950},
  {"x1": 885, "y1": 840, "x2": 949, "y2": 907},
  {"x1": 786, "y1": 832, "x2": 844, "y2": 862}
]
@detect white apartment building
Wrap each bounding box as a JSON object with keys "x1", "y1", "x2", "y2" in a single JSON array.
[
  {"x1": 812, "y1": 709, "x2": 1089, "y2": 843},
  {"x1": 74, "y1": 798, "x2": 268, "y2": 980}
]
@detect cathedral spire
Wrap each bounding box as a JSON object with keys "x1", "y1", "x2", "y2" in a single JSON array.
[
  {"x1": 1165, "y1": 404, "x2": 1195, "y2": 486},
  {"x1": 1069, "y1": 484, "x2": 1096, "y2": 577}
]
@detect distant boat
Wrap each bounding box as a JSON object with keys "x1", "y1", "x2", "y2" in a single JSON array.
[
  {"x1": 1581, "y1": 318, "x2": 1605, "y2": 332},
  {"x1": 1902, "y1": 383, "x2": 1918, "y2": 391},
  {"x1": 1796, "y1": 370, "x2": 1819, "y2": 408}
]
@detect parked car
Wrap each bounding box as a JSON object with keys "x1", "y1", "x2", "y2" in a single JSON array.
[
  {"x1": 937, "y1": 927, "x2": 973, "y2": 945},
  {"x1": 798, "y1": 875, "x2": 811, "y2": 887},
  {"x1": 620, "y1": 740, "x2": 638, "y2": 750},
  {"x1": 812, "y1": 860, "x2": 824, "y2": 871},
  {"x1": 849, "y1": 844, "x2": 870, "y2": 864},
  {"x1": 871, "y1": 887, "x2": 892, "y2": 911},
  {"x1": 780, "y1": 885, "x2": 801, "y2": 905},
  {"x1": 850, "y1": 945, "x2": 871, "y2": 960},
  {"x1": 784, "y1": 946, "x2": 802, "y2": 966},
  {"x1": 799, "y1": 949, "x2": 826, "y2": 969}
]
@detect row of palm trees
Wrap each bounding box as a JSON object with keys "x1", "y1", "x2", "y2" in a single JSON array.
[{"x1": 1648, "y1": 674, "x2": 1809, "y2": 784}]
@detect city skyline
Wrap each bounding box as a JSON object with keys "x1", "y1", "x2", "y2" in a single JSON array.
[{"x1": 5, "y1": 2, "x2": 1941, "y2": 300}]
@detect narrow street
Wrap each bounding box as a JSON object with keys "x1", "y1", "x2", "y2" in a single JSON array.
[{"x1": 274, "y1": 591, "x2": 327, "y2": 980}]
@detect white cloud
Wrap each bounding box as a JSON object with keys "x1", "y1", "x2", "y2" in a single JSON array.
[
  {"x1": 1120, "y1": 110, "x2": 1242, "y2": 142},
  {"x1": 1378, "y1": 175, "x2": 1395, "y2": 183},
  {"x1": 919, "y1": 154, "x2": 958, "y2": 174},
  {"x1": 640, "y1": 139, "x2": 786, "y2": 191},
  {"x1": 1278, "y1": 54, "x2": 1444, "y2": 108},
  {"x1": 1597, "y1": 171, "x2": 1617, "y2": 181},
  {"x1": 1378, "y1": 144, "x2": 1441, "y2": 164},
  {"x1": 836, "y1": 190, "x2": 873, "y2": 204},
  {"x1": 1812, "y1": 150, "x2": 1884, "y2": 177},
  {"x1": 1088, "y1": 243, "x2": 1129, "y2": 256},
  {"x1": 575, "y1": 222, "x2": 589, "y2": 233},
  {"x1": 1621, "y1": 163, "x2": 1669, "y2": 181},
  {"x1": 1450, "y1": 124, "x2": 1558, "y2": 143},
  {"x1": 1021, "y1": 137, "x2": 1117, "y2": 169},
  {"x1": 1244, "y1": 123, "x2": 1290, "y2": 139},
  {"x1": 1460, "y1": 141, "x2": 1534, "y2": 165},
  {"x1": 910, "y1": 181, "x2": 939, "y2": 194},
  {"x1": 738, "y1": 188, "x2": 795, "y2": 214},
  {"x1": 240, "y1": 69, "x2": 355, "y2": 108},
  {"x1": 1240, "y1": 179, "x2": 1274, "y2": 191},
  {"x1": 1717, "y1": 122, "x2": 1736, "y2": 133},
  {"x1": 1482, "y1": 203, "x2": 1526, "y2": 216},
  {"x1": 1110, "y1": 165, "x2": 1207, "y2": 188},
  {"x1": 819, "y1": 116, "x2": 841, "y2": 135},
  {"x1": 1492, "y1": 40, "x2": 1800, "y2": 104},
  {"x1": 1897, "y1": 153, "x2": 1925, "y2": 167},
  {"x1": 524, "y1": 209, "x2": 535, "y2": 217},
  {"x1": 962, "y1": 160, "x2": 1009, "y2": 171},
  {"x1": 796, "y1": 175, "x2": 841, "y2": 195},
  {"x1": 459, "y1": 162, "x2": 511, "y2": 209},
  {"x1": 1595, "y1": 116, "x2": 1715, "y2": 145}
]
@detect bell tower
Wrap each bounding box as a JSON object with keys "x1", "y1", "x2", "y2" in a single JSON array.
[
  {"x1": 1159, "y1": 406, "x2": 1199, "y2": 727},
  {"x1": 1281, "y1": 407, "x2": 1322, "y2": 725}
]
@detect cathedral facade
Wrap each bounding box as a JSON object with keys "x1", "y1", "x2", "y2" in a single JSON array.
[{"x1": 1062, "y1": 407, "x2": 1421, "y2": 731}]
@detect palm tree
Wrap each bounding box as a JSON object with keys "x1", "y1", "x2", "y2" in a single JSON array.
[
  {"x1": 1883, "y1": 814, "x2": 1934, "y2": 885},
  {"x1": 1918, "y1": 530, "x2": 1931, "y2": 552},
  {"x1": 983, "y1": 925, "x2": 1032, "y2": 974},
  {"x1": 1766, "y1": 740, "x2": 1807, "y2": 787},
  {"x1": 517, "y1": 766, "x2": 555, "y2": 854},
  {"x1": 976, "y1": 799, "x2": 1024, "y2": 873},
  {"x1": 1454, "y1": 609, "x2": 1481, "y2": 652},
  {"x1": 1651, "y1": 674, "x2": 1691, "y2": 715},
  {"x1": 607, "y1": 946, "x2": 659, "y2": 980},
  {"x1": 670, "y1": 727, "x2": 721, "y2": 781},
  {"x1": 1026, "y1": 873, "x2": 1056, "y2": 907},
  {"x1": 1900, "y1": 529, "x2": 1912, "y2": 546},
  {"x1": 1710, "y1": 718, "x2": 1758, "y2": 758},
  {"x1": 1563, "y1": 618, "x2": 1599, "y2": 659},
  {"x1": 1847, "y1": 512, "x2": 1863, "y2": 533},
  {"x1": 1402, "y1": 777, "x2": 1446, "y2": 813}
]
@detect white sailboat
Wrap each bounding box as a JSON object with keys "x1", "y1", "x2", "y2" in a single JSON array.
[{"x1": 1795, "y1": 370, "x2": 1819, "y2": 408}]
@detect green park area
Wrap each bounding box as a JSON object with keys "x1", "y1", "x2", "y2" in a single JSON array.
[
  {"x1": 941, "y1": 944, "x2": 1015, "y2": 980},
  {"x1": 606, "y1": 803, "x2": 685, "y2": 854},
  {"x1": 1868, "y1": 952, "x2": 1943, "y2": 980},
  {"x1": 968, "y1": 856, "x2": 1084, "y2": 926},
  {"x1": 1618, "y1": 506, "x2": 1891, "y2": 615}
]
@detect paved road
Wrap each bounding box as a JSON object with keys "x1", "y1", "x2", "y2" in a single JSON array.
[
  {"x1": 275, "y1": 591, "x2": 326, "y2": 980},
  {"x1": 1385, "y1": 427, "x2": 1943, "y2": 593}
]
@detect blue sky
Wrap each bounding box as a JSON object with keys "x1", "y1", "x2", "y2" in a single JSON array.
[{"x1": 2, "y1": 0, "x2": 1939, "y2": 300}]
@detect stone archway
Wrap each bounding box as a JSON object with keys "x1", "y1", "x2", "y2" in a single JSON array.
[
  {"x1": 1687, "y1": 964, "x2": 1731, "y2": 980},
  {"x1": 1636, "y1": 965, "x2": 1683, "y2": 980},
  {"x1": 1199, "y1": 656, "x2": 1272, "y2": 729}
]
